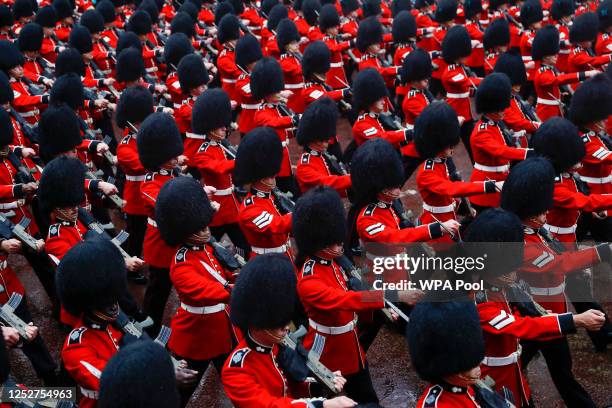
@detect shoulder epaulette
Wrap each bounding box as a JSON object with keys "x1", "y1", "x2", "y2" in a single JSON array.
[
  {"x1": 302, "y1": 259, "x2": 316, "y2": 277},
  {"x1": 68, "y1": 327, "x2": 87, "y2": 345},
  {"x1": 198, "y1": 141, "x2": 210, "y2": 152},
  {"x1": 175, "y1": 246, "x2": 188, "y2": 263},
  {"x1": 364, "y1": 203, "x2": 377, "y2": 216},
  {"x1": 228, "y1": 347, "x2": 250, "y2": 368},
  {"x1": 145, "y1": 173, "x2": 154, "y2": 182},
  {"x1": 422, "y1": 385, "x2": 443, "y2": 407},
  {"x1": 301, "y1": 152, "x2": 310, "y2": 164},
  {"x1": 424, "y1": 158, "x2": 434, "y2": 170},
  {"x1": 48, "y1": 223, "x2": 61, "y2": 238},
  {"x1": 244, "y1": 197, "x2": 254, "y2": 206}
]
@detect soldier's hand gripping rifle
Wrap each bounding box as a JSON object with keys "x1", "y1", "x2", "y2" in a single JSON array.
[
  {"x1": 272, "y1": 189, "x2": 295, "y2": 214},
  {"x1": 84, "y1": 170, "x2": 124, "y2": 208},
  {"x1": 281, "y1": 326, "x2": 339, "y2": 393},
  {"x1": 6, "y1": 150, "x2": 37, "y2": 185},
  {"x1": 0, "y1": 212, "x2": 41, "y2": 252},
  {"x1": 474, "y1": 375, "x2": 517, "y2": 408},
  {"x1": 0, "y1": 293, "x2": 35, "y2": 342}
]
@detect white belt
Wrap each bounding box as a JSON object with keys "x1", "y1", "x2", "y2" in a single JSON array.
[
  {"x1": 251, "y1": 244, "x2": 288, "y2": 254},
  {"x1": 309, "y1": 318, "x2": 356, "y2": 335},
  {"x1": 285, "y1": 83, "x2": 304, "y2": 89},
  {"x1": 222, "y1": 78, "x2": 237, "y2": 84},
  {"x1": 214, "y1": 186, "x2": 234, "y2": 196},
  {"x1": 0, "y1": 201, "x2": 21, "y2": 210},
  {"x1": 522, "y1": 55, "x2": 532, "y2": 61},
  {"x1": 125, "y1": 174, "x2": 146, "y2": 181},
  {"x1": 241, "y1": 103, "x2": 260, "y2": 109},
  {"x1": 186, "y1": 132, "x2": 206, "y2": 139},
  {"x1": 474, "y1": 163, "x2": 510, "y2": 172},
  {"x1": 80, "y1": 387, "x2": 99, "y2": 399},
  {"x1": 180, "y1": 302, "x2": 225, "y2": 314},
  {"x1": 100, "y1": 69, "x2": 111, "y2": 75},
  {"x1": 482, "y1": 345, "x2": 522, "y2": 367},
  {"x1": 579, "y1": 175, "x2": 612, "y2": 184},
  {"x1": 543, "y1": 223, "x2": 577, "y2": 234},
  {"x1": 147, "y1": 217, "x2": 157, "y2": 228},
  {"x1": 20, "y1": 109, "x2": 39, "y2": 117},
  {"x1": 559, "y1": 50, "x2": 570, "y2": 54},
  {"x1": 446, "y1": 92, "x2": 470, "y2": 98},
  {"x1": 536, "y1": 97, "x2": 560, "y2": 106},
  {"x1": 423, "y1": 202, "x2": 455, "y2": 214},
  {"x1": 145, "y1": 66, "x2": 158, "y2": 73},
  {"x1": 530, "y1": 282, "x2": 566, "y2": 296},
  {"x1": 330, "y1": 62, "x2": 343, "y2": 68},
  {"x1": 281, "y1": 140, "x2": 289, "y2": 147}
]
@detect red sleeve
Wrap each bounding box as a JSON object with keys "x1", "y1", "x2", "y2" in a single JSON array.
[
  {"x1": 521, "y1": 243, "x2": 601, "y2": 276},
  {"x1": 471, "y1": 128, "x2": 529, "y2": 161},
  {"x1": 239, "y1": 207, "x2": 293, "y2": 235},
  {"x1": 503, "y1": 103, "x2": 539, "y2": 133},
  {"x1": 190, "y1": 148, "x2": 235, "y2": 174},
  {"x1": 582, "y1": 139, "x2": 612, "y2": 165},
  {"x1": 280, "y1": 57, "x2": 302, "y2": 77},
  {"x1": 553, "y1": 184, "x2": 612, "y2": 212},
  {"x1": 298, "y1": 275, "x2": 384, "y2": 311},
  {"x1": 296, "y1": 161, "x2": 351, "y2": 193},
  {"x1": 116, "y1": 138, "x2": 145, "y2": 173},
  {"x1": 62, "y1": 333, "x2": 109, "y2": 392},
  {"x1": 12, "y1": 92, "x2": 44, "y2": 109},
  {"x1": 254, "y1": 109, "x2": 294, "y2": 129},
  {"x1": 357, "y1": 214, "x2": 439, "y2": 243},
  {"x1": 218, "y1": 55, "x2": 242, "y2": 78},
  {"x1": 171, "y1": 258, "x2": 231, "y2": 304},
  {"x1": 570, "y1": 52, "x2": 611, "y2": 70},
  {"x1": 352, "y1": 120, "x2": 406, "y2": 147},
  {"x1": 417, "y1": 169, "x2": 487, "y2": 197}
]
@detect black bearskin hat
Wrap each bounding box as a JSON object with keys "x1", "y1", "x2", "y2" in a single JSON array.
[
  {"x1": 262, "y1": 0, "x2": 280, "y2": 16},
  {"x1": 531, "y1": 25, "x2": 559, "y2": 60},
  {"x1": 50, "y1": 73, "x2": 84, "y2": 110},
  {"x1": 0, "y1": 41, "x2": 24, "y2": 73},
  {"x1": 302, "y1": 40, "x2": 331, "y2": 78},
  {"x1": 0, "y1": 109, "x2": 14, "y2": 148},
  {"x1": 0, "y1": 5, "x2": 14, "y2": 28},
  {"x1": 56, "y1": 239, "x2": 126, "y2": 315},
  {"x1": 352, "y1": 68, "x2": 388, "y2": 111},
  {"x1": 551, "y1": 0, "x2": 575, "y2": 21},
  {"x1": 53, "y1": 0, "x2": 73, "y2": 19},
  {"x1": 569, "y1": 74, "x2": 612, "y2": 126},
  {"x1": 192, "y1": 88, "x2": 232, "y2": 134},
  {"x1": 38, "y1": 104, "x2": 82, "y2": 160},
  {"x1": 12, "y1": 0, "x2": 34, "y2": 20},
  {"x1": 415, "y1": 0, "x2": 435, "y2": 8},
  {"x1": 115, "y1": 85, "x2": 154, "y2": 128},
  {"x1": 351, "y1": 138, "x2": 404, "y2": 203},
  {"x1": 96, "y1": 0, "x2": 116, "y2": 24},
  {"x1": 139, "y1": 0, "x2": 160, "y2": 22},
  {"x1": 116, "y1": 47, "x2": 145, "y2": 82},
  {"x1": 137, "y1": 112, "x2": 184, "y2": 170},
  {"x1": 401, "y1": 48, "x2": 432, "y2": 83},
  {"x1": 177, "y1": 1, "x2": 198, "y2": 21},
  {"x1": 218, "y1": 13, "x2": 240, "y2": 43},
  {"x1": 55, "y1": 48, "x2": 86, "y2": 76},
  {"x1": 319, "y1": 4, "x2": 340, "y2": 31},
  {"x1": 80, "y1": 9, "x2": 104, "y2": 33},
  {"x1": 177, "y1": 54, "x2": 209, "y2": 93},
  {"x1": 464, "y1": 208, "x2": 524, "y2": 278},
  {"x1": 276, "y1": 18, "x2": 301, "y2": 51},
  {"x1": 214, "y1": 1, "x2": 235, "y2": 26},
  {"x1": 434, "y1": 0, "x2": 457, "y2": 23},
  {"x1": 392, "y1": 10, "x2": 416, "y2": 42},
  {"x1": 501, "y1": 157, "x2": 555, "y2": 219},
  {"x1": 116, "y1": 31, "x2": 142, "y2": 55},
  {"x1": 267, "y1": 4, "x2": 288, "y2": 31},
  {"x1": 476, "y1": 72, "x2": 512, "y2": 113},
  {"x1": 155, "y1": 177, "x2": 215, "y2": 246},
  {"x1": 69, "y1": 25, "x2": 93, "y2": 54},
  {"x1": 356, "y1": 16, "x2": 382, "y2": 52},
  {"x1": 99, "y1": 340, "x2": 180, "y2": 408},
  {"x1": 170, "y1": 12, "x2": 195, "y2": 38},
  {"x1": 228, "y1": 0, "x2": 244, "y2": 15},
  {"x1": 164, "y1": 33, "x2": 194, "y2": 68},
  {"x1": 250, "y1": 57, "x2": 284, "y2": 99},
  {"x1": 407, "y1": 293, "x2": 485, "y2": 383},
  {"x1": 362, "y1": 0, "x2": 381, "y2": 17},
  {"x1": 570, "y1": 12, "x2": 599, "y2": 43},
  {"x1": 235, "y1": 34, "x2": 262, "y2": 68},
  {"x1": 302, "y1": 0, "x2": 321, "y2": 26},
  {"x1": 233, "y1": 127, "x2": 283, "y2": 185},
  {"x1": 442, "y1": 25, "x2": 471, "y2": 63},
  {"x1": 0, "y1": 71, "x2": 13, "y2": 105},
  {"x1": 293, "y1": 186, "x2": 346, "y2": 256},
  {"x1": 35, "y1": 5, "x2": 57, "y2": 27},
  {"x1": 297, "y1": 97, "x2": 338, "y2": 145},
  {"x1": 483, "y1": 15, "x2": 510, "y2": 50},
  {"x1": 126, "y1": 10, "x2": 152, "y2": 35},
  {"x1": 341, "y1": 0, "x2": 359, "y2": 14},
  {"x1": 598, "y1": 0, "x2": 612, "y2": 31},
  {"x1": 414, "y1": 101, "x2": 460, "y2": 158},
  {"x1": 18, "y1": 23, "x2": 43, "y2": 52},
  {"x1": 38, "y1": 156, "x2": 85, "y2": 211},
  {"x1": 464, "y1": 0, "x2": 482, "y2": 18},
  {"x1": 532, "y1": 117, "x2": 585, "y2": 173},
  {"x1": 494, "y1": 51, "x2": 526, "y2": 86},
  {"x1": 520, "y1": 0, "x2": 543, "y2": 28},
  {"x1": 392, "y1": 0, "x2": 412, "y2": 16},
  {"x1": 230, "y1": 254, "x2": 297, "y2": 330}
]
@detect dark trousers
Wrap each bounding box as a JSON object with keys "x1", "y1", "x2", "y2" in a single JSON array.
[
  {"x1": 175, "y1": 353, "x2": 228, "y2": 407},
  {"x1": 210, "y1": 222, "x2": 251, "y2": 258},
  {"x1": 460, "y1": 119, "x2": 475, "y2": 164},
  {"x1": 343, "y1": 364, "x2": 379, "y2": 404},
  {"x1": 22, "y1": 249, "x2": 56, "y2": 302},
  {"x1": 14, "y1": 299, "x2": 57, "y2": 381},
  {"x1": 403, "y1": 156, "x2": 424, "y2": 182},
  {"x1": 125, "y1": 214, "x2": 147, "y2": 258},
  {"x1": 143, "y1": 266, "x2": 172, "y2": 336},
  {"x1": 521, "y1": 337, "x2": 596, "y2": 408}
]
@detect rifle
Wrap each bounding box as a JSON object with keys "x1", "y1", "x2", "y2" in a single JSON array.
[
  {"x1": 474, "y1": 376, "x2": 517, "y2": 408},
  {"x1": 0, "y1": 212, "x2": 40, "y2": 252},
  {"x1": 505, "y1": 280, "x2": 549, "y2": 317},
  {"x1": 498, "y1": 120, "x2": 523, "y2": 148},
  {"x1": 322, "y1": 151, "x2": 349, "y2": 176},
  {"x1": 514, "y1": 95, "x2": 541, "y2": 123},
  {"x1": 8, "y1": 107, "x2": 40, "y2": 145},
  {"x1": 21, "y1": 77, "x2": 45, "y2": 96},
  {"x1": 77, "y1": 208, "x2": 130, "y2": 257},
  {"x1": 272, "y1": 188, "x2": 295, "y2": 214},
  {"x1": 85, "y1": 171, "x2": 124, "y2": 208},
  {"x1": 36, "y1": 57, "x2": 55, "y2": 80},
  {"x1": 0, "y1": 293, "x2": 33, "y2": 341},
  {"x1": 6, "y1": 151, "x2": 37, "y2": 185},
  {"x1": 90, "y1": 59, "x2": 121, "y2": 99},
  {"x1": 209, "y1": 237, "x2": 246, "y2": 271},
  {"x1": 78, "y1": 120, "x2": 118, "y2": 174},
  {"x1": 281, "y1": 326, "x2": 339, "y2": 393},
  {"x1": 446, "y1": 157, "x2": 476, "y2": 219}
]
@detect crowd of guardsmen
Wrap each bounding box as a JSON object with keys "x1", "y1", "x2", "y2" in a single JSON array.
[{"x1": 0, "y1": 0, "x2": 609, "y2": 406}]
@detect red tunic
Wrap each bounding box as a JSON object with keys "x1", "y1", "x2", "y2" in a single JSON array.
[
  {"x1": 576, "y1": 129, "x2": 612, "y2": 194},
  {"x1": 534, "y1": 64, "x2": 582, "y2": 121},
  {"x1": 503, "y1": 95, "x2": 540, "y2": 139},
  {"x1": 168, "y1": 244, "x2": 237, "y2": 360},
  {"x1": 519, "y1": 29, "x2": 536, "y2": 81},
  {"x1": 253, "y1": 103, "x2": 294, "y2": 177},
  {"x1": 595, "y1": 33, "x2": 612, "y2": 56},
  {"x1": 0, "y1": 255, "x2": 25, "y2": 305},
  {"x1": 402, "y1": 88, "x2": 430, "y2": 127},
  {"x1": 141, "y1": 169, "x2": 177, "y2": 268},
  {"x1": 218, "y1": 47, "x2": 241, "y2": 102},
  {"x1": 483, "y1": 51, "x2": 500, "y2": 75},
  {"x1": 298, "y1": 257, "x2": 384, "y2": 375},
  {"x1": 235, "y1": 72, "x2": 260, "y2": 134},
  {"x1": 322, "y1": 35, "x2": 350, "y2": 89},
  {"x1": 469, "y1": 119, "x2": 530, "y2": 207},
  {"x1": 465, "y1": 20, "x2": 484, "y2": 70},
  {"x1": 279, "y1": 53, "x2": 305, "y2": 113},
  {"x1": 166, "y1": 71, "x2": 184, "y2": 106},
  {"x1": 352, "y1": 113, "x2": 414, "y2": 157},
  {"x1": 295, "y1": 149, "x2": 351, "y2": 196},
  {"x1": 441, "y1": 64, "x2": 481, "y2": 121},
  {"x1": 9, "y1": 78, "x2": 45, "y2": 125},
  {"x1": 416, "y1": 384, "x2": 480, "y2": 407},
  {"x1": 300, "y1": 82, "x2": 344, "y2": 108},
  {"x1": 116, "y1": 132, "x2": 147, "y2": 216},
  {"x1": 0, "y1": 155, "x2": 39, "y2": 235},
  {"x1": 556, "y1": 23, "x2": 571, "y2": 73}
]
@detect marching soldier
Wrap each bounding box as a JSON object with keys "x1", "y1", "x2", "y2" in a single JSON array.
[
  {"x1": 138, "y1": 112, "x2": 185, "y2": 335},
  {"x1": 18, "y1": 23, "x2": 54, "y2": 87},
  {"x1": 414, "y1": 102, "x2": 500, "y2": 234},
  {"x1": 235, "y1": 34, "x2": 263, "y2": 136},
  {"x1": 11, "y1": 0, "x2": 35, "y2": 36},
  {"x1": 295, "y1": 98, "x2": 351, "y2": 196},
  {"x1": 596, "y1": 0, "x2": 612, "y2": 56},
  {"x1": 126, "y1": 10, "x2": 161, "y2": 80},
  {"x1": 97, "y1": 0, "x2": 120, "y2": 49},
  {"x1": 164, "y1": 33, "x2": 194, "y2": 106},
  {"x1": 319, "y1": 4, "x2": 352, "y2": 90},
  {"x1": 300, "y1": 41, "x2": 350, "y2": 108},
  {"x1": 68, "y1": 25, "x2": 117, "y2": 92},
  {"x1": 464, "y1": 208, "x2": 605, "y2": 407},
  {"x1": 464, "y1": 0, "x2": 485, "y2": 77},
  {"x1": 234, "y1": 127, "x2": 293, "y2": 259},
  {"x1": 518, "y1": 0, "x2": 543, "y2": 85},
  {"x1": 35, "y1": 6, "x2": 62, "y2": 63},
  {"x1": 407, "y1": 294, "x2": 488, "y2": 407},
  {"x1": 53, "y1": 0, "x2": 75, "y2": 43},
  {"x1": 483, "y1": 18, "x2": 510, "y2": 75},
  {"x1": 400, "y1": 48, "x2": 433, "y2": 128},
  {"x1": 80, "y1": 10, "x2": 115, "y2": 78},
  {"x1": 551, "y1": 0, "x2": 575, "y2": 73},
  {"x1": 567, "y1": 12, "x2": 612, "y2": 80},
  {"x1": 217, "y1": 14, "x2": 242, "y2": 104},
  {"x1": 430, "y1": 0, "x2": 458, "y2": 97},
  {"x1": 156, "y1": 176, "x2": 238, "y2": 406},
  {"x1": 222, "y1": 253, "x2": 355, "y2": 408},
  {"x1": 57, "y1": 239, "x2": 127, "y2": 408},
  {"x1": 392, "y1": 11, "x2": 418, "y2": 105},
  {"x1": 468, "y1": 73, "x2": 533, "y2": 211},
  {"x1": 251, "y1": 57, "x2": 301, "y2": 196},
  {"x1": 99, "y1": 340, "x2": 180, "y2": 408},
  {"x1": 356, "y1": 17, "x2": 398, "y2": 88},
  {"x1": 190, "y1": 88, "x2": 250, "y2": 255},
  {"x1": 115, "y1": 85, "x2": 154, "y2": 282},
  {"x1": 501, "y1": 157, "x2": 608, "y2": 407},
  {"x1": 276, "y1": 18, "x2": 306, "y2": 113}
]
